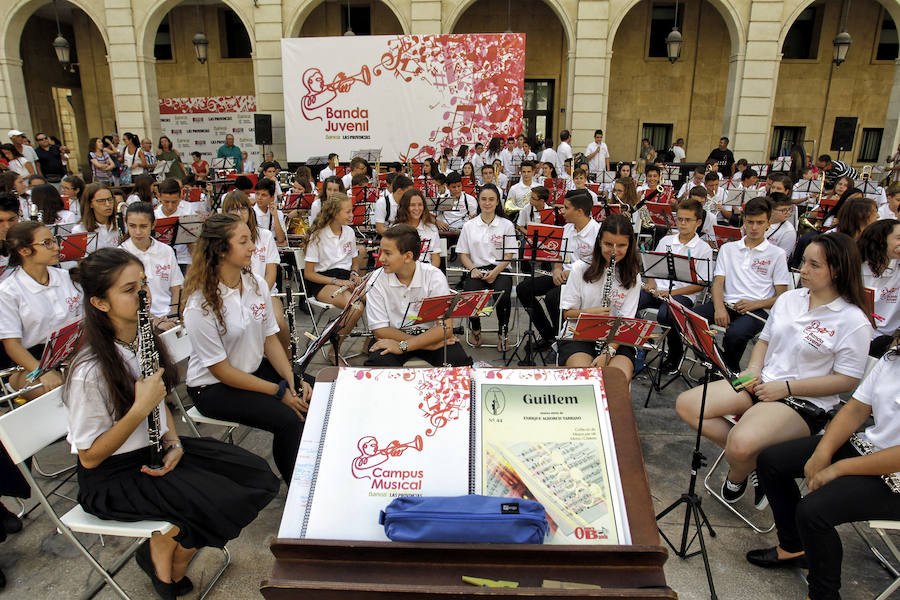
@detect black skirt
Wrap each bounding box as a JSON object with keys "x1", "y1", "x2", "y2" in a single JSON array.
[
  {"x1": 303, "y1": 268, "x2": 350, "y2": 301},
  {"x1": 77, "y1": 437, "x2": 279, "y2": 549}
]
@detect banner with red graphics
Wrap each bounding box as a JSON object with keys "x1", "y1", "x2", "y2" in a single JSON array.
[
  {"x1": 281, "y1": 34, "x2": 525, "y2": 163},
  {"x1": 158, "y1": 95, "x2": 261, "y2": 169}
]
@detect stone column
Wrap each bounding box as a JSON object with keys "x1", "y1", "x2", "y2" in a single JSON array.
[
  {"x1": 728, "y1": 0, "x2": 784, "y2": 163},
  {"x1": 255, "y1": 0, "x2": 286, "y2": 160},
  {"x1": 411, "y1": 0, "x2": 442, "y2": 34},
  {"x1": 879, "y1": 58, "x2": 900, "y2": 166},
  {"x1": 0, "y1": 57, "x2": 30, "y2": 133},
  {"x1": 570, "y1": 0, "x2": 610, "y2": 151},
  {"x1": 105, "y1": 0, "x2": 157, "y2": 136}
]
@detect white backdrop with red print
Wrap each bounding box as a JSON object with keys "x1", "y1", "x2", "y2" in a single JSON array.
[{"x1": 158, "y1": 95, "x2": 261, "y2": 166}]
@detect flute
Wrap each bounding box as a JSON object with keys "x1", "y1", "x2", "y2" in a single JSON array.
[{"x1": 724, "y1": 302, "x2": 767, "y2": 324}]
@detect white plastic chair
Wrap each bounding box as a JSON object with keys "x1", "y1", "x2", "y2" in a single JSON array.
[{"x1": 0, "y1": 387, "x2": 229, "y2": 599}]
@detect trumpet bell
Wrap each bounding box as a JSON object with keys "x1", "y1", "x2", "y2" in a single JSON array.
[{"x1": 360, "y1": 65, "x2": 371, "y2": 86}]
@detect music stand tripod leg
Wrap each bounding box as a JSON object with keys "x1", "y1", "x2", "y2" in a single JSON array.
[
  {"x1": 655, "y1": 363, "x2": 719, "y2": 600},
  {"x1": 506, "y1": 231, "x2": 545, "y2": 367}
]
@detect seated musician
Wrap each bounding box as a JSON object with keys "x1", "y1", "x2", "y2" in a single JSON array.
[
  {"x1": 365, "y1": 225, "x2": 472, "y2": 368},
  {"x1": 73, "y1": 183, "x2": 119, "y2": 250},
  {"x1": 669, "y1": 197, "x2": 789, "y2": 373},
  {"x1": 637, "y1": 198, "x2": 714, "y2": 374},
  {"x1": 253, "y1": 178, "x2": 287, "y2": 246},
  {"x1": 573, "y1": 168, "x2": 598, "y2": 203},
  {"x1": 0, "y1": 221, "x2": 81, "y2": 400},
  {"x1": 0, "y1": 192, "x2": 20, "y2": 271},
  {"x1": 154, "y1": 178, "x2": 196, "y2": 273},
  {"x1": 687, "y1": 185, "x2": 717, "y2": 243},
  {"x1": 308, "y1": 175, "x2": 345, "y2": 225},
  {"x1": 506, "y1": 160, "x2": 538, "y2": 217},
  {"x1": 456, "y1": 184, "x2": 516, "y2": 351},
  {"x1": 859, "y1": 219, "x2": 900, "y2": 358},
  {"x1": 121, "y1": 202, "x2": 183, "y2": 331},
  {"x1": 481, "y1": 164, "x2": 506, "y2": 203},
  {"x1": 703, "y1": 171, "x2": 727, "y2": 224},
  {"x1": 375, "y1": 175, "x2": 413, "y2": 235},
  {"x1": 720, "y1": 168, "x2": 758, "y2": 226},
  {"x1": 557, "y1": 214, "x2": 641, "y2": 384},
  {"x1": 302, "y1": 193, "x2": 365, "y2": 345},
  {"x1": 341, "y1": 156, "x2": 369, "y2": 190},
  {"x1": 765, "y1": 173, "x2": 796, "y2": 226},
  {"x1": 515, "y1": 185, "x2": 550, "y2": 236},
  {"x1": 395, "y1": 189, "x2": 441, "y2": 267},
  {"x1": 437, "y1": 171, "x2": 477, "y2": 231},
  {"x1": 879, "y1": 183, "x2": 900, "y2": 220},
  {"x1": 491, "y1": 159, "x2": 509, "y2": 192},
  {"x1": 516, "y1": 190, "x2": 599, "y2": 352},
  {"x1": 677, "y1": 232, "x2": 871, "y2": 509},
  {"x1": 678, "y1": 167, "x2": 705, "y2": 201},
  {"x1": 66, "y1": 248, "x2": 279, "y2": 599},
  {"x1": 635, "y1": 163, "x2": 661, "y2": 195},
  {"x1": 746, "y1": 332, "x2": 900, "y2": 600},
  {"x1": 184, "y1": 214, "x2": 310, "y2": 484},
  {"x1": 765, "y1": 193, "x2": 797, "y2": 257}
]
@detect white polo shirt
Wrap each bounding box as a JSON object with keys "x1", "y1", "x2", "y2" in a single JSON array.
[
  {"x1": 309, "y1": 198, "x2": 322, "y2": 224},
  {"x1": 184, "y1": 271, "x2": 279, "y2": 387},
  {"x1": 66, "y1": 344, "x2": 170, "y2": 455},
  {"x1": 759, "y1": 288, "x2": 872, "y2": 411},
  {"x1": 318, "y1": 166, "x2": 336, "y2": 182},
  {"x1": 586, "y1": 141, "x2": 609, "y2": 173},
  {"x1": 304, "y1": 225, "x2": 357, "y2": 272},
  {"x1": 507, "y1": 181, "x2": 538, "y2": 209},
  {"x1": 456, "y1": 215, "x2": 516, "y2": 268},
  {"x1": 72, "y1": 222, "x2": 119, "y2": 251},
  {"x1": 0, "y1": 266, "x2": 82, "y2": 348},
  {"x1": 562, "y1": 220, "x2": 601, "y2": 271},
  {"x1": 560, "y1": 260, "x2": 642, "y2": 333},
  {"x1": 516, "y1": 204, "x2": 548, "y2": 229},
  {"x1": 341, "y1": 173, "x2": 353, "y2": 189},
  {"x1": 374, "y1": 193, "x2": 399, "y2": 226},
  {"x1": 366, "y1": 263, "x2": 451, "y2": 331},
  {"x1": 556, "y1": 141, "x2": 572, "y2": 174},
  {"x1": 863, "y1": 260, "x2": 900, "y2": 337},
  {"x1": 651, "y1": 233, "x2": 714, "y2": 302},
  {"x1": 154, "y1": 202, "x2": 195, "y2": 264},
  {"x1": 416, "y1": 222, "x2": 441, "y2": 263},
  {"x1": 766, "y1": 220, "x2": 797, "y2": 258},
  {"x1": 714, "y1": 238, "x2": 790, "y2": 304},
  {"x1": 442, "y1": 193, "x2": 477, "y2": 229},
  {"x1": 251, "y1": 227, "x2": 279, "y2": 288},
  {"x1": 121, "y1": 238, "x2": 184, "y2": 318},
  {"x1": 878, "y1": 204, "x2": 898, "y2": 220},
  {"x1": 854, "y1": 355, "x2": 900, "y2": 453},
  {"x1": 253, "y1": 204, "x2": 287, "y2": 236}
]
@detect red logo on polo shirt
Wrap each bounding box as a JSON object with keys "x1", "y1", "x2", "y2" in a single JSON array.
[
  {"x1": 491, "y1": 233, "x2": 504, "y2": 249},
  {"x1": 802, "y1": 320, "x2": 834, "y2": 350},
  {"x1": 750, "y1": 258, "x2": 771, "y2": 276},
  {"x1": 155, "y1": 263, "x2": 171, "y2": 282},
  {"x1": 342, "y1": 241, "x2": 354, "y2": 257},
  {"x1": 881, "y1": 287, "x2": 898, "y2": 304},
  {"x1": 66, "y1": 295, "x2": 80, "y2": 313},
  {"x1": 250, "y1": 302, "x2": 267, "y2": 321},
  {"x1": 255, "y1": 245, "x2": 267, "y2": 263}
]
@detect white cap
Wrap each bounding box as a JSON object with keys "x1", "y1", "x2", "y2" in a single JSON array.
[{"x1": 7, "y1": 130, "x2": 24, "y2": 138}]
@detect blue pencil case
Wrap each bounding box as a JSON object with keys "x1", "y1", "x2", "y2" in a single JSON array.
[{"x1": 379, "y1": 495, "x2": 549, "y2": 544}]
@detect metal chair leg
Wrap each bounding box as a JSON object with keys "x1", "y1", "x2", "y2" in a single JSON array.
[
  {"x1": 702, "y1": 448, "x2": 775, "y2": 534},
  {"x1": 198, "y1": 546, "x2": 231, "y2": 600}
]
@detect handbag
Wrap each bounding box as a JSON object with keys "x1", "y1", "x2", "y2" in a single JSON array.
[{"x1": 380, "y1": 495, "x2": 549, "y2": 544}]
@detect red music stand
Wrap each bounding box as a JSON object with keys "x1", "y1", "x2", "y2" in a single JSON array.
[
  {"x1": 401, "y1": 289, "x2": 497, "y2": 366},
  {"x1": 350, "y1": 186, "x2": 380, "y2": 205},
  {"x1": 646, "y1": 202, "x2": 677, "y2": 229},
  {"x1": 712, "y1": 224, "x2": 742, "y2": 249},
  {"x1": 26, "y1": 320, "x2": 83, "y2": 382},
  {"x1": 522, "y1": 224, "x2": 565, "y2": 262},
  {"x1": 563, "y1": 314, "x2": 668, "y2": 359},
  {"x1": 281, "y1": 192, "x2": 317, "y2": 211},
  {"x1": 538, "y1": 207, "x2": 562, "y2": 226},
  {"x1": 57, "y1": 231, "x2": 97, "y2": 262}
]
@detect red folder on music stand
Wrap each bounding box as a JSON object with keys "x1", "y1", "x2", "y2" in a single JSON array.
[
  {"x1": 57, "y1": 232, "x2": 98, "y2": 261},
  {"x1": 351, "y1": 186, "x2": 380, "y2": 204},
  {"x1": 154, "y1": 214, "x2": 207, "y2": 246},
  {"x1": 646, "y1": 202, "x2": 677, "y2": 229},
  {"x1": 712, "y1": 225, "x2": 742, "y2": 249},
  {"x1": 538, "y1": 207, "x2": 563, "y2": 226},
  {"x1": 564, "y1": 314, "x2": 668, "y2": 350},
  {"x1": 281, "y1": 192, "x2": 316, "y2": 211},
  {"x1": 401, "y1": 289, "x2": 497, "y2": 366},
  {"x1": 26, "y1": 320, "x2": 83, "y2": 382},
  {"x1": 522, "y1": 224, "x2": 566, "y2": 262},
  {"x1": 664, "y1": 298, "x2": 741, "y2": 388}
]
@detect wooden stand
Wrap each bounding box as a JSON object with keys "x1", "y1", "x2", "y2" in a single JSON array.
[{"x1": 261, "y1": 367, "x2": 675, "y2": 599}]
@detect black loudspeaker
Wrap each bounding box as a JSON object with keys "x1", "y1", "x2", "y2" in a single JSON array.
[
  {"x1": 830, "y1": 117, "x2": 857, "y2": 151},
  {"x1": 254, "y1": 113, "x2": 273, "y2": 146}
]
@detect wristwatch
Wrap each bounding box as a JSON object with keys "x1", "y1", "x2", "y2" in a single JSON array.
[
  {"x1": 398, "y1": 340, "x2": 409, "y2": 353},
  {"x1": 605, "y1": 347, "x2": 617, "y2": 357}
]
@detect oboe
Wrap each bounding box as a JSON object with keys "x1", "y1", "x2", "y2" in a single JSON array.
[
  {"x1": 596, "y1": 255, "x2": 616, "y2": 357},
  {"x1": 137, "y1": 289, "x2": 164, "y2": 469},
  {"x1": 849, "y1": 433, "x2": 900, "y2": 494}
]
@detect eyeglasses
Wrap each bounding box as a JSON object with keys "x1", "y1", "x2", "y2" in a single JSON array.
[
  {"x1": 93, "y1": 197, "x2": 115, "y2": 205},
  {"x1": 675, "y1": 217, "x2": 697, "y2": 224},
  {"x1": 32, "y1": 238, "x2": 59, "y2": 249},
  {"x1": 227, "y1": 207, "x2": 250, "y2": 214}
]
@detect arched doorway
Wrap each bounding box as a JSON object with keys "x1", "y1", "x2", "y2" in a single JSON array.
[
  {"x1": 6, "y1": 0, "x2": 113, "y2": 177},
  {"x1": 772, "y1": 0, "x2": 899, "y2": 164},
  {"x1": 607, "y1": 0, "x2": 737, "y2": 163},
  {"x1": 292, "y1": 1, "x2": 405, "y2": 37},
  {"x1": 450, "y1": 0, "x2": 570, "y2": 147}
]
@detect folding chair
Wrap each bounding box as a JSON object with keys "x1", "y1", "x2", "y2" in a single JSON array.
[
  {"x1": 0, "y1": 387, "x2": 229, "y2": 600},
  {"x1": 157, "y1": 326, "x2": 242, "y2": 443},
  {"x1": 853, "y1": 520, "x2": 900, "y2": 600}
]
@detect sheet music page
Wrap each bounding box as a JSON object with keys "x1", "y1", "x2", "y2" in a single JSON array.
[
  {"x1": 471, "y1": 368, "x2": 631, "y2": 545},
  {"x1": 300, "y1": 367, "x2": 472, "y2": 540}
]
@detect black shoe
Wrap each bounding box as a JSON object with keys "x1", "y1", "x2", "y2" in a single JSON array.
[
  {"x1": 746, "y1": 546, "x2": 808, "y2": 569},
  {"x1": 751, "y1": 471, "x2": 768, "y2": 510},
  {"x1": 721, "y1": 476, "x2": 747, "y2": 503},
  {"x1": 534, "y1": 337, "x2": 553, "y2": 353},
  {"x1": 135, "y1": 540, "x2": 177, "y2": 600},
  {"x1": 658, "y1": 359, "x2": 681, "y2": 375},
  {"x1": 0, "y1": 505, "x2": 21, "y2": 534},
  {"x1": 172, "y1": 576, "x2": 194, "y2": 596}
]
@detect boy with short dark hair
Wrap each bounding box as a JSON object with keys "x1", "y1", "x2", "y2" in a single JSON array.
[{"x1": 766, "y1": 193, "x2": 797, "y2": 257}]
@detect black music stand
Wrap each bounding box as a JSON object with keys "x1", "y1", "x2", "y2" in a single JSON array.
[
  {"x1": 639, "y1": 250, "x2": 714, "y2": 405},
  {"x1": 505, "y1": 225, "x2": 569, "y2": 367}
]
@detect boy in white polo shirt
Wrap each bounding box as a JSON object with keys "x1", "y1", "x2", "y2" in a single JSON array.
[
  {"x1": 366, "y1": 225, "x2": 472, "y2": 367},
  {"x1": 766, "y1": 193, "x2": 797, "y2": 258},
  {"x1": 688, "y1": 197, "x2": 790, "y2": 372},
  {"x1": 516, "y1": 186, "x2": 550, "y2": 236},
  {"x1": 437, "y1": 171, "x2": 477, "y2": 230},
  {"x1": 516, "y1": 190, "x2": 599, "y2": 350},
  {"x1": 637, "y1": 198, "x2": 714, "y2": 372},
  {"x1": 154, "y1": 178, "x2": 195, "y2": 274},
  {"x1": 506, "y1": 160, "x2": 539, "y2": 215}
]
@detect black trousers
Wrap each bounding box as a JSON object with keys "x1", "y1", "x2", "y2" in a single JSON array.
[
  {"x1": 636, "y1": 291, "x2": 694, "y2": 362},
  {"x1": 188, "y1": 361, "x2": 303, "y2": 484},
  {"x1": 687, "y1": 303, "x2": 767, "y2": 372},
  {"x1": 364, "y1": 342, "x2": 472, "y2": 367},
  {"x1": 515, "y1": 275, "x2": 561, "y2": 341},
  {"x1": 461, "y1": 268, "x2": 512, "y2": 331},
  {"x1": 870, "y1": 335, "x2": 894, "y2": 359},
  {"x1": 758, "y1": 436, "x2": 900, "y2": 600}
]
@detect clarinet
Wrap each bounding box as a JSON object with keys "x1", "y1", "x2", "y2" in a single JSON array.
[
  {"x1": 137, "y1": 289, "x2": 164, "y2": 469},
  {"x1": 596, "y1": 255, "x2": 616, "y2": 357},
  {"x1": 849, "y1": 433, "x2": 900, "y2": 494}
]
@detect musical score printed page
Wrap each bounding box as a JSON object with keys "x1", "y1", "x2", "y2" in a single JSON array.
[{"x1": 473, "y1": 368, "x2": 630, "y2": 545}]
